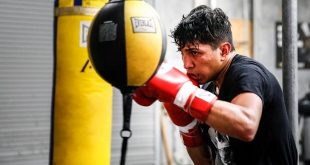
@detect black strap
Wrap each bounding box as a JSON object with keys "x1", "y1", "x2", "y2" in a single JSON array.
[{"x1": 120, "y1": 93, "x2": 132, "y2": 165}]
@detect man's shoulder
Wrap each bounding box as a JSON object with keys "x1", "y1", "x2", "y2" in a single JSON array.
[{"x1": 229, "y1": 54, "x2": 271, "y2": 79}]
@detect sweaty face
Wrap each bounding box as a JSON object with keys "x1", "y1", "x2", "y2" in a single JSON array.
[{"x1": 181, "y1": 42, "x2": 223, "y2": 84}]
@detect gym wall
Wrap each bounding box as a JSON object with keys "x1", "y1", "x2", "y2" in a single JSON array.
[
  {"x1": 0, "y1": 0, "x2": 161, "y2": 165},
  {"x1": 0, "y1": 1, "x2": 54, "y2": 164}
]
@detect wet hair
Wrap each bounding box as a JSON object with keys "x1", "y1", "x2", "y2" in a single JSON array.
[{"x1": 171, "y1": 5, "x2": 235, "y2": 51}]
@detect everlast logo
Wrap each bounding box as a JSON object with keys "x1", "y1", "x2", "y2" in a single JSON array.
[{"x1": 131, "y1": 17, "x2": 156, "y2": 33}]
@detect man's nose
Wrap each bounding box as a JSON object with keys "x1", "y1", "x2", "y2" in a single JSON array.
[{"x1": 183, "y1": 54, "x2": 194, "y2": 70}]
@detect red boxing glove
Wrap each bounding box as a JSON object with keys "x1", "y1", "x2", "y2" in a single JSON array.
[
  {"x1": 147, "y1": 62, "x2": 217, "y2": 121},
  {"x1": 132, "y1": 85, "x2": 157, "y2": 106},
  {"x1": 163, "y1": 102, "x2": 204, "y2": 147}
]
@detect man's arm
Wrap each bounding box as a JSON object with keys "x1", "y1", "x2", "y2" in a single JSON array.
[
  {"x1": 186, "y1": 145, "x2": 213, "y2": 165},
  {"x1": 206, "y1": 92, "x2": 263, "y2": 141},
  {"x1": 132, "y1": 63, "x2": 262, "y2": 142},
  {"x1": 163, "y1": 102, "x2": 214, "y2": 164}
]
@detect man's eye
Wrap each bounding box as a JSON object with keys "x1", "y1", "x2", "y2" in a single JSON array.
[{"x1": 191, "y1": 51, "x2": 198, "y2": 56}]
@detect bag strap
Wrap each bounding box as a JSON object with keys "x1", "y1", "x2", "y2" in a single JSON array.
[{"x1": 120, "y1": 93, "x2": 132, "y2": 165}]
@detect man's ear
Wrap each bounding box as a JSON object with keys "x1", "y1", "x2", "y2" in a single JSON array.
[{"x1": 220, "y1": 42, "x2": 231, "y2": 57}]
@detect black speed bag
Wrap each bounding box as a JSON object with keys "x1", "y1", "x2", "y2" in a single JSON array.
[{"x1": 87, "y1": 0, "x2": 166, "y2": 92}]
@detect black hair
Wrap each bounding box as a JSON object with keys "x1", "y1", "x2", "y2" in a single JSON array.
[{"x1": 171, "y1": 5, "x2": 235, "y2": 51}]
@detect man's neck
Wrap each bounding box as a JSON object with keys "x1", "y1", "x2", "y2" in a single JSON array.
[{"x1": 215, "y1": 52, "x2": 236, "y2": 90}]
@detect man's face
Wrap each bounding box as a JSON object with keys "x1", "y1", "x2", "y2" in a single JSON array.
[{"x1": 180, "y1": 42, "x2": 223, "y2": 84}]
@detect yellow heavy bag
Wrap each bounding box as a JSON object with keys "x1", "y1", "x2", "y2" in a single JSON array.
[
  {"x1": 88, "y1": 0, "x2": 166, "y2": 92},
  {"x1": 53, "y1": 0, "x2": 112, "y2": 165}
]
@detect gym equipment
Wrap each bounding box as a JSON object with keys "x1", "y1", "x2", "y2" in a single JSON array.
[
  {"x1": 88, "y1": 0, "x2": 166, "y2": 92},
  {"x1": 52, "y1": 0, "x2": 112, "y2": 165},
  {"x1": 87, "y1": 0, "x2": 166, "y2": 164}
]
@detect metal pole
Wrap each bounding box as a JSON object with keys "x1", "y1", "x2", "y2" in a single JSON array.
[{"x1": 282, "y1": 0, "x2": 299, "y2": 156}]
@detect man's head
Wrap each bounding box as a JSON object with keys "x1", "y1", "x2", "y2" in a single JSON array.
[
  {"x1": 171, "y1": 5, "x2": 235, "y2": 51},
  {"x1": 171, "y1": 5, "x2": 235, "y2": 84}
]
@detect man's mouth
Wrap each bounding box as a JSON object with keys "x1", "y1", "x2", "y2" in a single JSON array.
[
  {"x1": 187, "y1": 73, "x2": 199, "y2": 81},
  {"x1": 188, "y1": 73, "x2": 204, "y2": 84}
]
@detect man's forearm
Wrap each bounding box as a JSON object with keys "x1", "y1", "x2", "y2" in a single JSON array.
[{"x1": 186, "y1": 145, "x2": 213, "y2": 165}]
